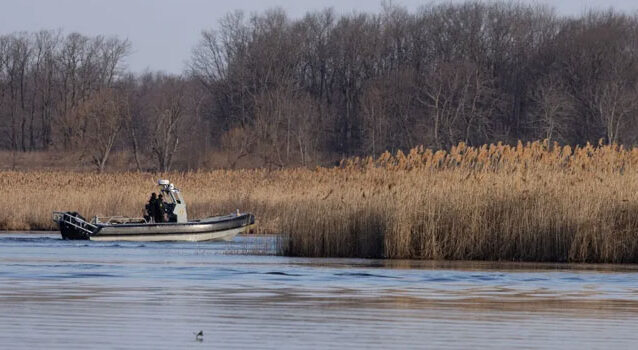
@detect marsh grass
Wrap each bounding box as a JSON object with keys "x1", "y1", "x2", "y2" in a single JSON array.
[{"x1": 4, "y1": 140, "x2": 638, "y2": 262}]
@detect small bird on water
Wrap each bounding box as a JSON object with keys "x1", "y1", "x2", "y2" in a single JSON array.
[{"x1": 194, "y1": 330, "x2": 203, "y2": 342}]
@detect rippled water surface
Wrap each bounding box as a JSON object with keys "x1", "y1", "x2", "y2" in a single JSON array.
[{"x1": 2, "y1": 233, "x2": 638, "y2": 349}]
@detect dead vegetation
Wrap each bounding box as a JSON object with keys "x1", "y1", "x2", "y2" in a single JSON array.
[{"x1": 4, "y1": 140, "x2": 638, "y2": 263}]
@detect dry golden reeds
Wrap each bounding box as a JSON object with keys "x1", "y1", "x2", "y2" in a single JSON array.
[{"x1": 3, "y1": 140, "x2": 638, "y2": 263}]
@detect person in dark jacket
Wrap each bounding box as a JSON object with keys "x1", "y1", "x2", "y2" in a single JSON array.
[
  {"x1": 146, "y1": 193, "x2": 157, "y2": 222},
  {"x1": 154, "y1": 194, "x2": 166, "y2": 223}
]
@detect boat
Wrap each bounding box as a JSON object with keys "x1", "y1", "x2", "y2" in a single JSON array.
[{"x1": 52, "y1": 179, "x2": 255, "y2": 242}]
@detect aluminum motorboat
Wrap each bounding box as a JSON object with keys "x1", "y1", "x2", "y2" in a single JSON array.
[{"x1": 53, "y1": 179, "x2": 255, "y2": 242}]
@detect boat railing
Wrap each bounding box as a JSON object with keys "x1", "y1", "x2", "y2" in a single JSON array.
[
  {"x1": 52, "y1": 212, "x2": 98, "y2": 235},
  {"x1": 91, "y1": 216, "x2": 148, "y2": 225}
]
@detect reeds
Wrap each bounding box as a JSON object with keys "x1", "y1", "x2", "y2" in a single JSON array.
[{"x1": 4, "y1": 140, "x2": 638, "y2": 263}]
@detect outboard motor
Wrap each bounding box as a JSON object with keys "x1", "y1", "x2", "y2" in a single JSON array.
[{"x1": 53, "y1": 211, "x2": 97, "y2": 240}]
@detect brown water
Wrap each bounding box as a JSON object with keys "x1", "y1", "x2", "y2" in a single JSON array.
[{"x1": 1, "y1": 233, "x2": 638, "y2": 349}]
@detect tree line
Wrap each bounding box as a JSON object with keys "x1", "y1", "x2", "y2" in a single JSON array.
[{"x1": 2, "y1": 2, "x2": 638, "y2": 171}]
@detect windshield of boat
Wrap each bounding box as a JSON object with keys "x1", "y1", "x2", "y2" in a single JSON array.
[{"x1": 160, "y1": 190, "x2": 178, "y2": 204}]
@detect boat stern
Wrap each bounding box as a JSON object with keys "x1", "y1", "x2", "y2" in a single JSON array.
[{"x1": 52, "y1": 212, "x2": 98, "y2": 240}]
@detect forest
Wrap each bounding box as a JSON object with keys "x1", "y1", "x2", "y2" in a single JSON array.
[{"x1": 1, "y1": 2, "x2": 638, "y2": 171}]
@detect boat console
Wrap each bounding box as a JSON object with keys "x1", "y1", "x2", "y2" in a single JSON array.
[{"x1": 158, "y1": 179, "x2": 188, "y2": 223}]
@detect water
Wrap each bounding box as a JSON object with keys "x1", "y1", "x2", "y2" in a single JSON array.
[{"x1": 2, "y1": 233, "x2": 638, "y2": 349}]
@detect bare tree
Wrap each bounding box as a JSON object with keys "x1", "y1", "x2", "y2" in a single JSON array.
[
  {"x1": 149, "y1": 76, "x2": 186, "y2": 172},
  {"x1": 55, "y1": 33, "x2": 130, "y2": 150},
  {"x1": 3, "y1": 33, "x2": 31, "y2": 151},
  {"x1": 590, "y1": 78, "x2": 638, "y2": 145},
  {"x1": 416, "y1": 61, "x2": 496, "y2": 148},
  {"x1": 0, "y1": 36, "x2": 9, "y2": 147},
  {"x1": 220, "y1": 126, "x2": 253, "y2": 168},
  {"x1": 361, "y1": 69, "x2": 416, "y2": 155},
  {"x1": 529, "y1": 76, "x2": 574, "y2": 143},
  {"x1": 75, "y1": 88, "x2": 128, "y2": 172}
]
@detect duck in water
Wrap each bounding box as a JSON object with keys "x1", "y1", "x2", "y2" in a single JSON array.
[{"x1": 194, "y1": 330, "x2": 203, "y2": 342}]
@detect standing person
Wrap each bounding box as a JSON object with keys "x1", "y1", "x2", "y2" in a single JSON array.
[
  {"x1": 146, "y1": 193, "x2": 157, "y2": 223},
  {"x1": 154, "y1": 194, "x2": 166, "y2": 223}
]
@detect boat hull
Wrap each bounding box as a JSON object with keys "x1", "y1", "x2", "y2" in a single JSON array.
[{"x1": 90, "y1": 226, "x2": 247, "y2": 242}]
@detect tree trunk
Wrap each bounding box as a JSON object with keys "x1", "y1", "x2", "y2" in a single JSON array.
[{"x1": 130, "y1": 126, "x2": 142, "y2": 172}]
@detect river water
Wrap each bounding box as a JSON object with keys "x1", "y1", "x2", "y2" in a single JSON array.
[{"x1": 1, "y1": 233, "x2": 638, "y2": 349}]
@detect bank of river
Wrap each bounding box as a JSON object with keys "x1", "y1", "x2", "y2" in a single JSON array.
[{"x1": 1, "y1": 232, "x2": 638, "y2": 349}]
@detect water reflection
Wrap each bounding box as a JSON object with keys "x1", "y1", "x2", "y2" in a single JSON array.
[{"x1": 1, "y1": 233, "x2": 638, "y2": 349}]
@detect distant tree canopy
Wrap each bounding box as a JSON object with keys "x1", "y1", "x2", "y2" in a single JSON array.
[{"x1": 2, "y1": 2, "x2": 638, "y2": 170}]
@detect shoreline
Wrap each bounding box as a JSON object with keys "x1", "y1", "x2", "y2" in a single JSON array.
[{"x1": 5, "y1": 230, "x2": 638, "y2": 269}]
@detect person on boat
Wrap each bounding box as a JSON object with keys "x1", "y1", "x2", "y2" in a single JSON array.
[
  {"x1": 146, "y1": 193, "x2": 158, "y2": 222},
  {"x1": 154, "y1": 194, "x2": 166, "y2": 223}
]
